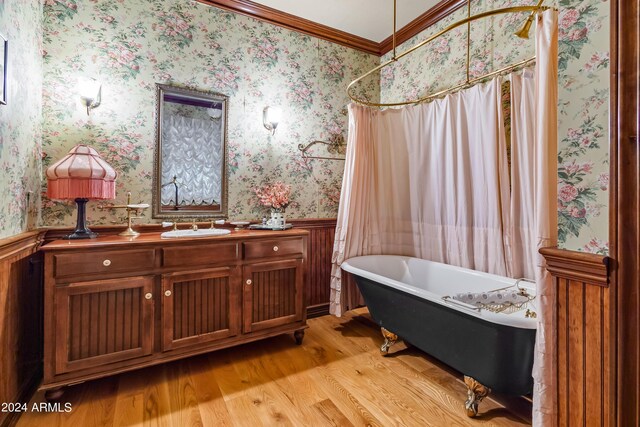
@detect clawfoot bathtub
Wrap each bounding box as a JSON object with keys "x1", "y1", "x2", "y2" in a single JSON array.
[{"x1": 341, "y1": 255, "x2": 537, "y2": 417}]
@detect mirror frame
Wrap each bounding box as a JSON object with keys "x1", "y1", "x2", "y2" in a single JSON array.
[{"x1": 152, "y1": 83, "x2": 229, "y2": 219}]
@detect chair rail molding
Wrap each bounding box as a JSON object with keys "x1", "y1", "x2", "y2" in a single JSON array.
[{"x1": 539, "y1": 247, "x2": 609, "y2": 287}]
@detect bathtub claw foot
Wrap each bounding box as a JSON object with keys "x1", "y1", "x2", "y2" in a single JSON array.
[
  {"x1": 380, "y1": 327, "x2": 398, "y2": 356},
  {"x1": 464, "y1": 376, "x2": 491, "y2": 417}
]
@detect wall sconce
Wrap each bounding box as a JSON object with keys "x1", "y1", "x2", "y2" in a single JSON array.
[
  {"x1": 78, "y1": 77, "x2": 102, "y2": 115},
  {"x1": 263, "y1": 106, "x2": 282, "y2": 135}
]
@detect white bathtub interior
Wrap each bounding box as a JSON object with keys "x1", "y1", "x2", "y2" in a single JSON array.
[{"x1": 341, "y1": 255, "x2": 537, "y2": 329}]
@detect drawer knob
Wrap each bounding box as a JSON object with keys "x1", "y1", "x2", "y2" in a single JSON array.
[
  {"x1": 246, "y1": 279, "x2": 252, "y2": 285},
  {"x1": 273, "y1": 246, "x2": 279, "y2": 252},
  {"x1": 164, "y1": 290, "x2": 172, "y2": 297},
  {"x1": 145, "y1": 293, "x2": 153, "y2": 300},
  {"x1": 103, "y1": 259, "x2": 111, "y2": 267}
]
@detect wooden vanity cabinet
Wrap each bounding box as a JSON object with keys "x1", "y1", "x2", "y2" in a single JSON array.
[{"x1": 41, "y1": 229, "x2": 308, "y2": 396}]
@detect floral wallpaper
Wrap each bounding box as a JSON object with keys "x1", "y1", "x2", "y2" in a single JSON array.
[
  {"x1": 4, "y1": 0, "x2": 610, "y2": 254},
  {"x1": 41, "y1": 0, "x2": 379, "y2": 227},
  {"x1": 378, "y1": 0, "x2": 610, "y2": 254},
  {"x1": 0, "y1": 0, "x2": 43, "y2": 239}
]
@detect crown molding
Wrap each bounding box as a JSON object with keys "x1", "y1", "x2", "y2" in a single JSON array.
[
  {"x1": 378, "y1": 0, "x2": 466, "y2": 56},
  {"x1": 196, "y1": 0, "x2": 380, "y2": 55},
  {"x1": 197, "y1": 0, "x2": 466, "y2": 57}
]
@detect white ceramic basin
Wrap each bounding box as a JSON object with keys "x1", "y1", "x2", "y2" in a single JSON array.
[{"x1": 160, "y1": 228, "x2": 231, "y2": 239}]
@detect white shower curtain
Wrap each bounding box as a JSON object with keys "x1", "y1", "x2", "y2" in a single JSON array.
[
  {"x1": 529, "y1": 10, "x2": 558, "y2": 426},
  {"x1": 331, "y1": 10, "x2": 558, "y2": 425},
  {"x1": 330, "y1": 77, "x2": 510, "y2": 317}
]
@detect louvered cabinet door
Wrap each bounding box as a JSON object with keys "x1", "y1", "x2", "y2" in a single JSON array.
[
  {"x1": 242, "y1": 259, "x2": 304, "y2": 333},
  {"x1": 54, "y1": 276, "x2": 154, "y2": 374},
  {"x1": 161, "y1": 267, "x2": 241, "y2": 351}
]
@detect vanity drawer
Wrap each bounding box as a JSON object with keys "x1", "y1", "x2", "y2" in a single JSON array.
[
  {"x1": 162, "y1": 243, "x2": 239, "y2": 268},
  {"x1": 54, "y1": 249, "x2": 156, "y2": 279},
  {"x1": 243, "y1": 238, "x2": 304, "y2": 260}
]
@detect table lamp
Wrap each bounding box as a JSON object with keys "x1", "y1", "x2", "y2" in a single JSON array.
[{"x1": 46, "y1": 144, "x2": 117, "y2": 239}]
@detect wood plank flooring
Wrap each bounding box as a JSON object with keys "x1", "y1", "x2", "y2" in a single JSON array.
[{"x1": 18, "y1": 308, "x2": 531, "y2": 426}]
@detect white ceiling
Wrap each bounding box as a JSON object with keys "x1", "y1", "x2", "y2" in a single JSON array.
[{"x1": 252, "y1": 0, "x2": 442, "y2": 43}]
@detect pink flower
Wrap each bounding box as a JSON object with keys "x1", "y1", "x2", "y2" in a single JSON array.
[
  {"x1": 569, "y1": 207, "x2": 586, "y2": 218},
  {"x1": 567, "y1": 128, "x2": 580, "y2": 139},
  {"x1": 559, "y1": 184, "x2": 579, "y2": 203},
  {"x1": 598, "y1": 173, "x2": 609, "y2": 191},
  {"x1": 254, "y1": 182, "x2": 292, "y2": 209},
  {"x1": 580, "y1": 136, "x2": 592, "y2": 146},
  {"x1": 582, "y1": 238, "x2": 608, "y2": 254},
  {"x1": 568, "y1": 27, "x2": 588, "y2": 41},
  {"x1": 559, "y1": 9, "x2": 580, "y2": 30}
]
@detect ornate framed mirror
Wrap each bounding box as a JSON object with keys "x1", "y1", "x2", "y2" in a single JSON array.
[{"x1": 153, "y1": 84, "x2": 228, "y2": 219}]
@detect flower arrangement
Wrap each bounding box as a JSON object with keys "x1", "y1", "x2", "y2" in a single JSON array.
[{"x1": 254, "y1": 181, "x2": 291, "y2": 211}]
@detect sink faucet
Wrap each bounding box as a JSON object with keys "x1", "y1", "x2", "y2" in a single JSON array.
[
  {"x1": 162, "y1": 221, "x2": 178, "y2": 231},
  {"x1": 192, "y1": 219, "x2": 198, "y2": 231}
]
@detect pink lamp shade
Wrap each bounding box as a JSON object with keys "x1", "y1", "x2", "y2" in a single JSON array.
[
  {"x1": 46, "y1": 145, "x2": 117, "y2": 200},
  {"x1": 46, "y1": 145, "x2": 117, "y2": 240}
]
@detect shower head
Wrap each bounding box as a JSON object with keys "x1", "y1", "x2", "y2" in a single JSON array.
[{"x1": 514, "y1": 16, "x2": 534, "y2": 39}]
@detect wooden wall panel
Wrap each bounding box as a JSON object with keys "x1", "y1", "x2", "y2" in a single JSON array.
[
  {"x1": 297, "y1": 220, "x2": 335, "y2": 317},
  {"x1": 0, "y1": 231, "x2": 44, "y2": 427},
  {"x1": 540, "y1": 247, "x2": 612, "y2": 427},
  {"x1": 610, "y1": 0, "x2": 640, "y2": 424}
]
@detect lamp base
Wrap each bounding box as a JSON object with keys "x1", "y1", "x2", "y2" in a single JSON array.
[
  {"x1": 65, "y1": 230, "x2": 98, "y2": 240},
  {"x1": 64, "y1": 198, "x2": 98, "y2": 240}
]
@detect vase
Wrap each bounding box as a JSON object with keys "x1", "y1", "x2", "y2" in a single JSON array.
[{"x1": 269, "y1": 208, "x2": 286, "y2": 228}]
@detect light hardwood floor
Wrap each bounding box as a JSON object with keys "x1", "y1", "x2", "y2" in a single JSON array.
[{"x1": 18, "y1": 308, "x2": 531, "y2": 426}]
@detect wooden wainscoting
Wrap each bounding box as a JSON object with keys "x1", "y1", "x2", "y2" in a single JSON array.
[
  {"x1": 288, "y1": 219, "x2": 336, "y2": 318},
  {"x1": 0, "y1": 231, "x2": 45, "y2": 427},
  {"x1": 540, "y1": 247, "x2": 613, "y2": 426}
]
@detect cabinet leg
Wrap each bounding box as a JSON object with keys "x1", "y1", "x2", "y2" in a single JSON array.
[
  {"x1": 44, "y1": 387, "x2": 65, "y2": 402},
  {"x1": 294, "y1": 330, "x2": 305, "y2": 345}
]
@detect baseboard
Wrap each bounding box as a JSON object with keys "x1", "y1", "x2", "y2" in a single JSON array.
[{"x1": 306, "y1": 303, "x2": 330, "y2": 318}]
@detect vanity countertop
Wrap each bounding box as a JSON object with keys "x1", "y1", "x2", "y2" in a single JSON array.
[{"x1": 42, "y1": 228, "x2": 309, "y2": 251}]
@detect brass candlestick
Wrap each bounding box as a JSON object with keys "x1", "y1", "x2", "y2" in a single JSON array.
[{"x1": 99, "y1": 192, "x2": 149, "y2": 237}]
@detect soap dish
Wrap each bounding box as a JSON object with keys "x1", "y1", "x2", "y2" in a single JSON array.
[
  {"x1": 248, "y1": 224, "x2": 293, "y2": 230},
  {"x1": 230, "y1": 221, "x2": 251, "y2": 230}
]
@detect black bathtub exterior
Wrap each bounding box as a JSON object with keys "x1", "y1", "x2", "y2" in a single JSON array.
[{"x1": 353, "y1": 274, "x2": 536, "y2": 395}]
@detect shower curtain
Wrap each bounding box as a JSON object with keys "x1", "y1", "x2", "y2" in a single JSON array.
[
  {"x1": 331, "y1": 10, "x2": 557, "y2": 425},
  {"x1": 330, "y1": 78, "x2": 510, "y2": 316}
]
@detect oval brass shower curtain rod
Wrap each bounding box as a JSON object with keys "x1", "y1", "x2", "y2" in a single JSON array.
[{"x1": 347, "y1": 0, "x2": 552, "y2": 108}]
